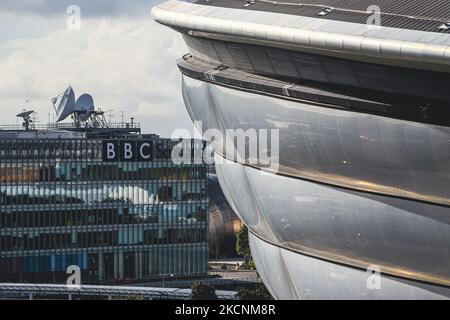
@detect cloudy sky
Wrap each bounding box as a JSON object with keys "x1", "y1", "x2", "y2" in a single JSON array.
[{"x1": 0, "y1": 0, "x2": 195, "y2": 137}]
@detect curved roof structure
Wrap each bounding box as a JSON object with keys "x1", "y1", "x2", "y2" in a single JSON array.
[
  {"x1": 152, "y1": 0, "x2": 450, "y2": 72},
  {"x1": 193, "y1": 0, "x2": 450, "y2": 33}
]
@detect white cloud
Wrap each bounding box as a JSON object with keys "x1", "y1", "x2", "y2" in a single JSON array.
[
  {"x1": 0, "y1": 14, "x2": 194, "y2": 137},
  {"x1": 0, "y1": 0, "x2": 159, "y2": 17}
]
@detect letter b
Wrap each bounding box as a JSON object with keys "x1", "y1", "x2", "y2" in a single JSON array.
[
  {"x1": 107, "y1": 143, "x2": 116, "y2": 160},
  {"x1": 124, "y1": 143, "x2": 133, "y2": 160}
]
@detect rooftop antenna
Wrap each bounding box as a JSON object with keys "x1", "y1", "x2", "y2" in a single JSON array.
[
  {"x1": 52, "y1": 86, "x2": 76, "y2": 122},
  {"x1": 16, "y1": 110, "x2": 35, "y2": 131},
  {"x1": 75, "y1": 93, "x2": 95, "y2": 121},
  {"x1": 103, "y1": 109, "x2": 114, "y2": 125},
  {"x1": 32, "y1": 112, "x2": 38, "y2": 127},
  {"x1": 50, "y1": 86, "x2": 115, "y2": 130},
  {"x1": 92, "y1": 108, "x2": 109, "y2": 128},
  {"x1": 72, "y1": 93, "x2": 95, "y2": 128}
]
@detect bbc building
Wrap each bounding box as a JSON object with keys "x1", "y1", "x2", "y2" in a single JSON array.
[{"x1": 0, "y1": 128, "x2": 208, "y2": 284}]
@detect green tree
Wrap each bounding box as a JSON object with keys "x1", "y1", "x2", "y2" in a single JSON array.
[
  {"x1": 237, "y1": 283, "x2": 273, "y2": 300},
  {"x1": 190, "y1": 282, "x2": 218, "y2": 300},
  {"x1": 236, "y1": 225, "x2": 251, "y2": 257}
]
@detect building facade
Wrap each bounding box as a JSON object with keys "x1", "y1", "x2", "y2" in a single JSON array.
[{"x1": 0, "y1": 132, "x2": 208, "y2": 284}]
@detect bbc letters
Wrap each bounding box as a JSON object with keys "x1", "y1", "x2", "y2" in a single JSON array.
[{"x1": 102, "y1": 140, "x2": 172, "y2": 162}]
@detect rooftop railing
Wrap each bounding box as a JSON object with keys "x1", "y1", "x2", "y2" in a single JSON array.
[{"x1": 0, "y1": 122, "x2": 141, "y2": 131}]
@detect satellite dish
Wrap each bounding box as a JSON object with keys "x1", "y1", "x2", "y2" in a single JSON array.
[
  {"x1": 55, "y1": 86, "x2": 76, "y2": 122},
  {"x1": 17, "y1": 110, "x2": 34, "y2": 118},
  {"x1": 16, "y1": 110, "x2": 34, "y2": 130},
  {"x1": 75, "y1": 93, "x2": 95, "y2": 121}
]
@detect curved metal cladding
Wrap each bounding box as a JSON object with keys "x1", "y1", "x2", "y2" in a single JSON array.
[
  {"x1": 183, "y1": 76, "x2": 450, "y2": 290},
  {"x1": 182, "y1": 35, "x2": 450, "y2": 104},
  {"x1": 191, "y1": 0, "x2": 450, "y2": 33},
  {"x1": 181, "y1": 75, "x2": 450, "y2": 207},
  {"x1": 249, "y1": 232, "x2": 450, "y2": 300},
  {"x1": 153, "y1": 0, "x2": 450, "y2": 298},
  {"x1": 216, "y1": 154, "x2": 450, "y2": 298},
  {"x1": 151, "y1": 0, "x2": 450, "y2": 72}
]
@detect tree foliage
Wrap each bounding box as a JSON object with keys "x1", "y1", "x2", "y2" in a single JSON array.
[
  {"x1": 236, "y1": 225, "x2": 251, "y2": 257},
  {"x1": 190, "y1": 282, "x2": 218, "y2": 300},
  {"x1": 237, "y1": 283, "x2": 273, "y2": 300}
]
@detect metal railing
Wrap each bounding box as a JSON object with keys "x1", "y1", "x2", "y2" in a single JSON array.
[
  {"x1": 0, "y1": 122, "x2": 141, "y2": 131},
  {"x1": 0, "y1": 283, "x2": 238, "y2": 300}
]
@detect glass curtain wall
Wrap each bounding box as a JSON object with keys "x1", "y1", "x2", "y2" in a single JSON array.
[{"x1": 0, "y1": 138, "x2": 208, "y2": 284}]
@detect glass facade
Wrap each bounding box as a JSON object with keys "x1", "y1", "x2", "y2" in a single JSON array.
[{"x1": 0, "y1": 137, "x2": 208, "y2": 284}]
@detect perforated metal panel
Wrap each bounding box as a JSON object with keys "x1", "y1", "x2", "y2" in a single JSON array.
[{"x1": 194, "y1": 0, "x2": 450, "y2": 33}]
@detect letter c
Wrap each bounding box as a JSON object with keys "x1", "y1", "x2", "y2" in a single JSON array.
[{"x1": 140, "y1": 143, "x2": 151, "y2": 159}]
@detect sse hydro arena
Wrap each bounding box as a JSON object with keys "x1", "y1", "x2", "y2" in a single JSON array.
[{"x1": 153, "y1": 0, "x2": 450, "y2": 299}]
